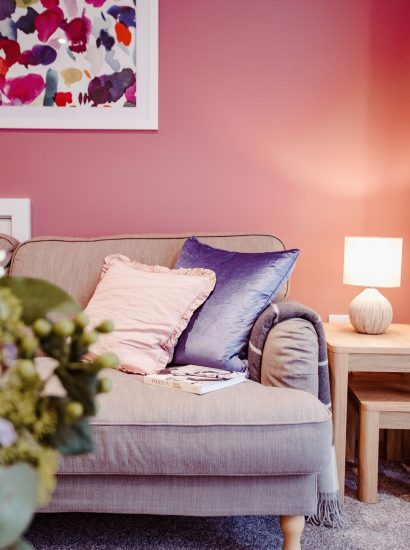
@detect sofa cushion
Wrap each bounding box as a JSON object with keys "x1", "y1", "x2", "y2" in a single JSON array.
[
  {"x1": 38, "y1": 360, "x2": 332, "y2": 477},
  {"x1": 85, "y1": 254, "x2": 216, "y2": 374},
  {"x1": 173, "y1": 237, "x2": 299, "y2": 372}
]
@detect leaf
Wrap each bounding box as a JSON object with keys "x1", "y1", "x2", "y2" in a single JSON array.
[
  {"x1": 0, "y1": 277, "x2": 81, "y2": 325},
  {"x1": 45, "y1": 397, "x2": 94, "y2": 455},
  {"x1": 40, "y1": 334, "x2": 67, "y2": 362},
  {"x1": 0, "y1": 464, "x2": 37, "y2": 549},
  {"x1": 53, "y1": 416, "x2": 94, "y2": 456},
  {"x1": 8, "y1": 537, "x2": 34, "y2": 550},
  {"x1": 55, "y1": 364, "x2": 98, "y2": 416}
]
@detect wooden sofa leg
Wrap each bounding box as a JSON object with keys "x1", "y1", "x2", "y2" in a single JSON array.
[{"x1": 279, "y1": 515, "x2": 305, "y2": 550}]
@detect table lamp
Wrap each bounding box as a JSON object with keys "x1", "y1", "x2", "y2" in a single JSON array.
[{"x1": 343, "y1": 236, "x2": 403, "y2": 334}]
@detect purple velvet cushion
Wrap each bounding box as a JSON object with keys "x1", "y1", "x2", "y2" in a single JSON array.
[{"x1": 173, "y1": 237, "x2": 299, "y2": 372}]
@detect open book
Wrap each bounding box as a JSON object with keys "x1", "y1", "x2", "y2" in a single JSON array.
[{"x1": 144, "y1": 365, "x2": 247, "y2": 395}]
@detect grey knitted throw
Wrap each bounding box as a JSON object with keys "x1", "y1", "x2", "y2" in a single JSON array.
[{"x1": 248, "y1": 299, "x2": 344, "y2": 528}]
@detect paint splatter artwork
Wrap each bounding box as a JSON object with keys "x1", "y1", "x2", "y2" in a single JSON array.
[{"x1": 0, "y1": 0, "x2": 137, "y2": 108}]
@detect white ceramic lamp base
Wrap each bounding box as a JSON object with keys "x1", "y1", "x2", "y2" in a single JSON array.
[{"x1": 349, "y1": 288, "x2": 393, "y2": 335}]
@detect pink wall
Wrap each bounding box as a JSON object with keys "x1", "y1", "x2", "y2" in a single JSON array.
[{"x1": 1, "y1": 0, "x2": 409, "y2": 321}]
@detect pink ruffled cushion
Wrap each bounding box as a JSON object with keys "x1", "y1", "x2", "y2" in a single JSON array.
[{"x1": 85, "y1": 255, "x2": 216, "y2": 375}]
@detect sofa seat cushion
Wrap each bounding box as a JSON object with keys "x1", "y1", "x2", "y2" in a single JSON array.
[{"x1": 39, "y1": 360, "x2": 332, "y2": 477}]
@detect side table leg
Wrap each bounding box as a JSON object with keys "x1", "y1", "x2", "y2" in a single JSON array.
[
  {"x1": 328, "y1": 351, "x2": 349, "y2": 498},
  {"x1": 358, "y1": 409, "x2": 380, "y2": 503}
]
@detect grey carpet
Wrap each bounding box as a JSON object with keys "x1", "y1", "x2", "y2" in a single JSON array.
[{"x1": 26, "y1": 462, "x2": 410, "y2": 550}]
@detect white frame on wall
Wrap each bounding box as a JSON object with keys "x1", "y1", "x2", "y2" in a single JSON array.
[
  {"x1": 0, "y1": 199, "x2": 31, "y2": 242},
  {"x1": 0, "y1": 0, "x2": 158, "y2": 130}
]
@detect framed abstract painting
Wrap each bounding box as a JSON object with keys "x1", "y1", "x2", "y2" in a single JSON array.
[{"x1": 0, "y1": 0, "x2": 158, "y2": 129}]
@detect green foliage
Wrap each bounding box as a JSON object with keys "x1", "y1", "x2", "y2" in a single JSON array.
[
  {"x1": 55, "y1": 364, "x2": 99, "y2": 417},
  {"x1": 95, "y1": 320, "x2": 115, "y2": 334},
  {"x1": 0, "y1": 463, "x2": 37, "y2": 549},
  {"x1": 45, "y1": 397, "x2": 94, "y2": 456},
  {"x1": 0, "y1": 277, "x2": 118, "y2": 510},
  {"x1": 0, "y1": 277, "x2": 81, "y2": 325},
  {"x1": 93, "y1": 352, "x2": 119, "y2": 370},
  {"x1": 98, "y1": 377, "x2": 113, "y2": 394},
  {"x1": 7, "y1": 537, "x2": 33, "y2": 550}
]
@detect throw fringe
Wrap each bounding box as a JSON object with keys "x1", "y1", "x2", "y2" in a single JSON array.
[{"x1": 307, "y1": 491, "x2": 345, "y2": 528}]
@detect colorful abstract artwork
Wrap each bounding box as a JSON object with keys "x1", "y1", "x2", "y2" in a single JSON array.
[{"x1": 0, "y1": 0, "x2": 158, "y2": 128}]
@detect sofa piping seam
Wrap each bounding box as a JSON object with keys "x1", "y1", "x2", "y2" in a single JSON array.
[{"x1": 87, "y1": 417, "x2": 332, "y2": 427}]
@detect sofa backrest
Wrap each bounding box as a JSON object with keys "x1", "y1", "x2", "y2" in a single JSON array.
[{"x1": 8, "y1": 233, "x2": 288, "y2": 307}]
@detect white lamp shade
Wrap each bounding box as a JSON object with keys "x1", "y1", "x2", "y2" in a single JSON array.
[{"x1": 343, "y1": 237, "x2": 403, "y2": 288}]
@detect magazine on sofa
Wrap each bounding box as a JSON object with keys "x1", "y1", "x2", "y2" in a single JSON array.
[{"x1": 144, "y1": 365, "x2": 247, "y2": 395}]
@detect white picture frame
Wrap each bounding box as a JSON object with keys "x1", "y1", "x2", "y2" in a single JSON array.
[
  {"x1": 0, "y1": 199, "x2": 31, "y2": 242},
  {"x1": 0, "y1": 0, "x2": 158, "y2": 130}
]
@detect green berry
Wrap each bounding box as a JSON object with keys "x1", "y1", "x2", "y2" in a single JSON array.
[
  {"x1": 94, "y1": 352, "x2": 119, "y2": 370},
  {"x1": 81, "y1": 330, "x2": 99, "y2": 346},
  {"x1": 97, "y1": 377, "x2": 113, "y2": 393},
  {"x1": 65, "y1": 401, "x2": 84, "y2": 421},
  {"x1": 20, "y1": 336, "x2": 39, "y2": 356},
  {"x1": 32, "y1": 318, "x2": 52, "y2": 338},
  {"x1": 73, "y1": 312, "x2": 89, "y2": 330},
  {"x1": 16, "y1": 359, "x2": 36, "y2": 379},
  {"x1": 95, "y1": 320, "x2": 114, "y2": 334},
  {"x1": 53, "y1": 319, "x2": 75, "y2": 337}
]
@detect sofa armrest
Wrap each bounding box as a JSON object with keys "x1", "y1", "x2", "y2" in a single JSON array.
[
  {"x1": 0, "y1": 233, "x2": 20, "y2": 275},
  {"x1": 260, "y1": 317, "x2": 319, "y2": 397}
]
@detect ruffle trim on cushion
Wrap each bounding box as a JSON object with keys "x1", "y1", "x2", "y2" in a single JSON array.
[
  {"x1": 86, "y1": 350, "x2": 159, "y2": 376},
  {"x1": 117, "y1": 348, "x2": 171, "y2": 376},
  {"x1": 102, "y1": 254, "x2": 216, "y2": 280}
]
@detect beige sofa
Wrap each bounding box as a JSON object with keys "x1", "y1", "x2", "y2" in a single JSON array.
[{"x1": 1, "y1": 232, "x2": 332, "y2": 549}]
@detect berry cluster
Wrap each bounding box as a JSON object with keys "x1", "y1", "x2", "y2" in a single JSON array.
[{"x1": 0, "y1": 286, "x2": 118, "y2": 506}]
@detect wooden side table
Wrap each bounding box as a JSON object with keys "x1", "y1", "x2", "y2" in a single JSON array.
[
  {"x1": 323, "y1": 323, "x2": 410, "y2": 497},
  {"x1": 348, "y1": 372, "x2": 410, "y2": 503}
]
